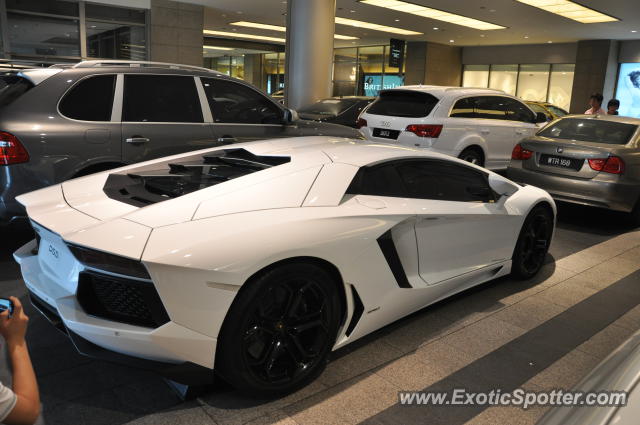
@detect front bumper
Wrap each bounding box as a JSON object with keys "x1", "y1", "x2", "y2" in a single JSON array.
[
  {"x1": 14, "y1": 239, "x2": 217, "y2": 385},
  {"x1": 507, "y1": 165, "x2": 639, "y2": 213}
]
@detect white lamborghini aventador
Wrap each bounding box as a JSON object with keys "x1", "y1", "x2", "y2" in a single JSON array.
[{"x1": 14, "y1": 136, "x2": 555, "y2": 395}]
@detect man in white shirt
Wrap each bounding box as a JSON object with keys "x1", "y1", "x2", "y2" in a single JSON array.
[
  {"x1": 0, "y1": 297, "x2": 40, "y2": 425},
  {"x1": 585, "y1": 93, "x2": 606, "y2": 115}
]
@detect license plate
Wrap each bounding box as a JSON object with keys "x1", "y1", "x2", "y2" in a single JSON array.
[
  {"x1": 539, "y1": 154, "x2": 583, "y2": 171},
  {"x1": 373, "y1": 128, "x2": 400, "y2": 140},
  {"x1": 39, "y1": 238, "x2": 66, "y2": 269}
]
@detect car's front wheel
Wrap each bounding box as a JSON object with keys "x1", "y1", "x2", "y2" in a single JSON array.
[
  {"x1": 216, "y1": 262, "x2": 341, "y2": 396},
  {"x1": 511, "y1": 205, "x2": 554, "y2": 279}
]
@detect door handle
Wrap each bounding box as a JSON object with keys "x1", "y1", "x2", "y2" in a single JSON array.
[
  {"x1": 217, "y1": 136, "x2": 237, "y2": 144},
  {"x1": 125, "y1": 137, "x2": 149, "y2": 144},
  {"x1": 515, "y1": 129, "x2": 526, "y2": 135}
]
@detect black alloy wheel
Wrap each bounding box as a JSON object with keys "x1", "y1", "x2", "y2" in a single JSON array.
[
  {"x1": 512, "y1": 205, "x2": 554, "y2": 279},
  {"x1": 458, "y1": 148, "x2": 484, "y2": 167},
  {"x1": 216, "y1": 263, "x2": 341, "y2": 395}
]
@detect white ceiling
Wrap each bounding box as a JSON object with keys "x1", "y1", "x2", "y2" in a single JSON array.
[{"x1": 188, "y1": 0, "x2": 640, "y2": 48}]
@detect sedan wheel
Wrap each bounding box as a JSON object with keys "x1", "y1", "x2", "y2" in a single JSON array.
[
  {"x1": 216, "y1": 263, "x2": 340, "y2": 395},
  {"x1": 511, "y1": 205, "x2": 554, "y2": 279}
]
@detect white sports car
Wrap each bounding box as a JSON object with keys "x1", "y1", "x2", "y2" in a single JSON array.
[{"x1": 14, "y1": 136, "x2": 555, "y2": 395}]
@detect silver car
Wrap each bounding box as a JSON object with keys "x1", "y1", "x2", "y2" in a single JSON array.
[
  {"x1": 507, "y1": 115, "x2": 640, "y2": 223},
  {"x1": 0, "y1": 60, "x2": 361, "y2": 226}
]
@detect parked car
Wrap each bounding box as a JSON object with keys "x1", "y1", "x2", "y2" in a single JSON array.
[
  {"x1": 537, "y1": 329, "x2": 640, "y2": 425},
  {"x1": 297, "y1": 96, "x2": 374, "y2": 128},
  {"x1": 525, "y1": 101, "x2": 569, "y2": 121},
  {"x1": 0, "y1": 60, "x2": 361, "y2": 226},
  {"x1": 507, "y1": 115, "x2": 640, "y2": 223},
  {"x1": 270, "y1": 89, "x2": 285, "y2": 104},
  {"x1": 358, "y1": 86, "x2": 548, "y2": 170},
  {"x1": 14, "y1": 136, "x2": 555, "y2": 395}
]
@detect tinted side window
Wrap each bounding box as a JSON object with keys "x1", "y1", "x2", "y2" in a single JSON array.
[
  {"x1": 503, "y1": 98, "x2": 535, "y2": 122},
  {"x1": 396, "y1": 160, "x2": 493, "y2": 203},
  {"x1": 450, "y1": 97, "x2": 477, "y2": 118},
  {"x1": 474, "y1": 96, "x2": 507, "y2": 120},
  {"x1": 346, "y1": 163, "x2": 407, "y2": 197},
  {"x1": 201, "y1": 78, "x2": 282, "y2": 124},
  {"x1": 60, "y1": 75, "x2": 115, "y2": 121},
  {"x1": 123, "y1": 75, "x2": 203, "y2": 123},
  {"x1": 367, "y1": 91, "x2": 439, "y2": 118}
]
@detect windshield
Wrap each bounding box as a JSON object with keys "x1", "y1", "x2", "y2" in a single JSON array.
[
  {"x1": 538, "y1": 118, "x2": 637, "y2": 145},
  {"x1": 0, "y1": 74, "x2": 33, "y2": 109},
  {"x1": 548, "y1": 105, "x2": 568, "y2": 117},
  {"x1": 366, "y1": 90, "x2": 439, "y2": 118},
  {"x1": 298, "y1": 99, "x2": 358, "y2": 116}
]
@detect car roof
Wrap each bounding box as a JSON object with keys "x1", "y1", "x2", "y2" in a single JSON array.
[
  {"x1": 386, "y1": 85, "x2": 505, "y2": 97},
  {"x1": 559, "y1": 114, "x2": 640, "y2": 125}
]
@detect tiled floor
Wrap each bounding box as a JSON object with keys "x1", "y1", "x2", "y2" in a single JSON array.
[{"x1": 1, "y1": 202, "x2": 638, "y2": 425}]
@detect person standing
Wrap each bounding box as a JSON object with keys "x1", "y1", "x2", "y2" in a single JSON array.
[
  {"x1": 607, "y1": 99, "x2": 620, "y2": 115},
  {"x1": 584, "y1": 93, "x2": 606, "y2": 115}
]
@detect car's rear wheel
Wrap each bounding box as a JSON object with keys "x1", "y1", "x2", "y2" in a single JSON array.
[
  {"x1": 511, "y1": 205, "x2": 554, "y2": 280},
  {"x1": 458, "y1": 147, "x2": 484, "y2": 167},
  {"x1": 216, "y1": 263, "x2": 341, "y2": 396}
]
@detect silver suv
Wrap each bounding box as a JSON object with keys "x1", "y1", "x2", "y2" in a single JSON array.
[{"x1": 0, "y1": 60, "x2": 361, "y2": 225}]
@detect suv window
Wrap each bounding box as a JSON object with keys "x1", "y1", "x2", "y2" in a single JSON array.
[
  {"x1": 123, "y1": 75, "x2": 203, "y2": 123},
  {"x1": 59, "y1": 74, "x2": 115, "y2": 121},
  {"x1": 201, "y1": 78, "x2": 283, "y2": 124},
  {"x1": 367, "y1": 90, "x2": 438, "y2": 118},
  {"x1": 0, "y1": 74, "x2": 34, "y2": 109},
  {"x1": 474, "y1": 96, "x2": 507, "y2": 120},
  {"x1": 502, "y1": 98, "x2": 535, "y2": 123},
  {"x1": 450, "y1": 97, "x2": 476, "y2": 118},
  {"x1": 346, "y1": 163, "x2": 407, "y2": 197},
  {"x1": 396, "y1": 160, "x2": 493, "y2": 203}
]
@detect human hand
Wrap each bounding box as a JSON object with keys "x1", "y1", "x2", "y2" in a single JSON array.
[{"x1": 0, "y1": 297, "x2": 29, "y2": 347}]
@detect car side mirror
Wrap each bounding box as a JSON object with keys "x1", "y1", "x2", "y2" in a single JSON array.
[
  {"x1": 488, "y1": 174, "x2": 518, "y2": 198},
  {"x1": 534, "y1": 112, "x2": 548, "y2": 124},
  {"x1": 283, "y1": 108, "x2": 299, "y2": 124}
]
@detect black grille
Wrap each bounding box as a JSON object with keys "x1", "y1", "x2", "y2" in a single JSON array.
[{"x1": 77, "y1": 271, "x2": 170, "y2": 328}]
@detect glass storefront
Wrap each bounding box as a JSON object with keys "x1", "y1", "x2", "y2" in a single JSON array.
[
  {"x1": 463, "y1": 63, "x2": 575, "y2": 111},
  {"x1": 85, "y1": 3, "x2": 147, "y2": 60},
  {"x1": 334, "y1": 45, "x2": 406, "y2": 97}
]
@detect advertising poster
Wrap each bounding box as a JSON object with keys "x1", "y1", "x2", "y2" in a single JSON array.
[
  {"x1": 363, "y1": 74, "x2": 405, "y2": 97},
  {"x1": 615, "y1": 63, "x2": 640, "y2": 118}
]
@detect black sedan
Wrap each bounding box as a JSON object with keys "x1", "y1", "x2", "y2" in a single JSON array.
[{"x1": 297, "y1": 96, "x2": 373, "y2": 128}]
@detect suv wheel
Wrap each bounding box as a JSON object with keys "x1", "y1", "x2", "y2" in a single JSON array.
[{"x1": 459, "y1": 147, "x2": 484, "y2": 167}]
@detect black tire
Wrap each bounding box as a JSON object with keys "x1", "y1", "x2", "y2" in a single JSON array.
[
  {"x1": 511, "y1": 205, "x2": 554, "y2": 280},
  {"x1": 215, "y1": 262, "x2": 341, "y2": 396},
  {"x1": 458, "y1": 147, "x2": 484, "y2": 167}
]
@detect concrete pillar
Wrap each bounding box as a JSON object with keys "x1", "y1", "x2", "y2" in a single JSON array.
[
  {"x1": 284, "y1": 0, "x2": 336, "y2": 110},
  {"x1": 404, "y1": 41, "x2": 462, "y2": 86},
  {"x1": 150, "y1": 0, "x2": 204, "y2": 66},
  {"x1": 243, "y1": 54, "x2": 264, "y2": 89},
  {"x1": 569, "y1": 40, "x2": 619, "y2": 114}
]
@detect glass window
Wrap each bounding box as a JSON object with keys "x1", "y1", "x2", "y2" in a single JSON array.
[
  {"x1": 517, "y1": 64, "x2": 550, "y2": 102},
  {"x1": 264, "y1": 53, "x2": 284, "y2": 95},
  {"x1": 450, "y1": 97, "x2": 477, "y2": 118},
  {"x1": 548, "y1": 64, "x2": 574, "y2": 111},
  {"x1": 6, "y1": 0, "x2": 78, "y2": 16},
  {"x1": 87, "y1": 23, "x2": 146, "y2": 60},
  {"x1": 0, "y1": 75, "x2": 33, "y2": 109},
  {"x1": 547, "y1": 105, "x2": 568, "y2": 117},
  {"x1": 474, "y1": 96, "x2": 507, "y2": 120},
  {"x1": 538, "y1": 118, "x2": 637, "y2": 145},
  {"x1": 333, "y1": 48, "x2": 357, "y2": 97},
  {"x1": 367, "y1": 91, "x2": 438, "y2": 118},
  {"x1": 502, "y1": 98, "x2": 535, "y2": 123},
  {"x1": 489, "y1": 64, "x2": 518, "y2": 96},
  {"x1": 85, "y1": 4, "x2": 146, "y2": 24},
  {"x1": 123, "y1": 75, "x2": 203, "y2": 123},
  {"x1": 396, "y1": 160, "x2": 492, "y2": 203},
  {"x1": 231, "y1": 56, "x2": 244, "y2": 79},
  {"x1": 359, "y1": 46, "x2": 384, "y2": 96},
  {"x1": 527, "y1": 102, "x2": 552, "y2": 120},
  {"x1": 201, "y1": 78, "x2": 282, "y2": 124},
  {"x1": 346, "y1": 163, "x2": 407, "y2": 197},
  {"x1": 59, "y1": 75, "x2": 115, "y2": 121},
  {"x1": 462, "y1": 65, "x2": 489, "y2": 88},
  {"x1": 7, "y1": 13, "x2": 80, "y2": 57}
]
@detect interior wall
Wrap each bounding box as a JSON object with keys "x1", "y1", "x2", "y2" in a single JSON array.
[
  {"x1": 425, "y1": 43, "x2": 462, "y2": 86},
  {"x1": 150, "y1": 0, "x2": 204, "y2": 66},
  {"x1": 462, "y1": 43, "x2": 577, "y2": 65},
  {"x1": 569, "y1": 40, "x2": 618, "y2": 113},
  {"x1": 619, "y1": 40, "x2": 640, "y2": 63}
]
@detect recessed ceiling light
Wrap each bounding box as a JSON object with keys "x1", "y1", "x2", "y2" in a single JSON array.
[
  {"x1": 395, "y1": 19, "x2": 400, "y2": 21},
  {"x1": 203, "y1": 30, "x2": 286, "y2": 43},
  {"x1": 203, "y1": 46, "x2": 234, "y2": 50},
  {"x1": 632, "y1": 30, "x2": 638, "y2": 33},
  {"x1": 433, "y1": 27, "x2": 439, "y2": 30},
  {"x1": 524, "y1": 35, "x2": 529, "y2": 38},
  {"x1": 515, "y1": 0, "x2": 618, "y2": 23},
  {"x1": 335, "y1": 16, "x2": 422, "y2": 35},
  {"x1": 350, "y1": 9, "x2": 356, "y2": 12},
  {"x1": 480, "y1": 34, "x2": 485, "y2": 37},
  {"x1": 230, "y1": 21, "x2": 359, "y2": 40},
  {"x1": 449, "y1": 39, "x2": 454, "y2": 42},
  {"x1": 359, "y1": 0, "x2": 506, "y2": 30},
  {"x1": 547, "y1": 40, "x2": 553, "y2": 43}
]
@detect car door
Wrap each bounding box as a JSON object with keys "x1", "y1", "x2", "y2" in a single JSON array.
[
  {"x1": 394, "y1": 159, "x2": 520, "y2": 286},
  {"x1": 121, "y1": 74, "x2": 216, "y2": 163},
  {"x1": 473, "y1": 96, "x2": 518, "y2": 168},
  {"x1": 200, "y1": 77, "x2": 292, "y2": 143},
  {"x1": 502, "y1": 97, "x2": 539, "y2": 164}
]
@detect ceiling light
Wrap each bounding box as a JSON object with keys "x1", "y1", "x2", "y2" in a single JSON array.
[
  {"x1": 515, "y1": 0, "x2": 618, "y2": 23},
  {"x1": 433, "y1": 27, "x2": 439, "y2": 30},
  {"x1": 335, "y1": 16, "x2": 422, "y2": 35},
  {"x1": 524, "y1": 35, "x2": 529, "y2": 38},
  {"x1": 449, "y1": 39, "x2": 454, "y2": 42},
  {"x1": 632, "y1": 30, "x2": 638, "y2": 33},
  {"x1": 230, "y1": 21, "x2": 359, "y2": 40},
  {"x1": 203, "y1": 46, "x2": 234, "y2": 50},
  {"x1": 359, "y1": 0, "x2": 505, "y2": 30},
  {"x1": 203, "y1": 29, "x2": 285, "y2": 43}
]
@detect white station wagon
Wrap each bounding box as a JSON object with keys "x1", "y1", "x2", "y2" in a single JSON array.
[{"x1": 358, "y1": 86, "x2": 548, "y2": 170}]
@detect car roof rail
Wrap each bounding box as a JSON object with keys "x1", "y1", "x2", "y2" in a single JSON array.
[
  {"x1": 72, "y1": 60, "x2": 225, "y2": 75},
  {"x1": 445, "y1": 87, "x2": 505, "y2": 93}
]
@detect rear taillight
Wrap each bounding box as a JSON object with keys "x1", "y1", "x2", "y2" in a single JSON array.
[
  {"x1": 588, "y1": 156, "x2": 625, "y2": 174},
  {"x1": 0, "y1": 132, "x2": 29, "y2": 165},
  {"x1": 405, "y1": 124, "x2": 443, "y2": 138},
  {"x1": 511, "y1": 143, "x2": 533, "y2": 160},
  {"x1": 356, "y1": 118, "x2": 367, "y2": 129}
]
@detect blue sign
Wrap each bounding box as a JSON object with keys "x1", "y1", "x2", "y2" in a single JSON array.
[
  {"x1": 363, "y1": 74, "x2": 405, "y2": 97},
  {"x1": 615, "y1": 63, "x2": 640, "y2": 118}
]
